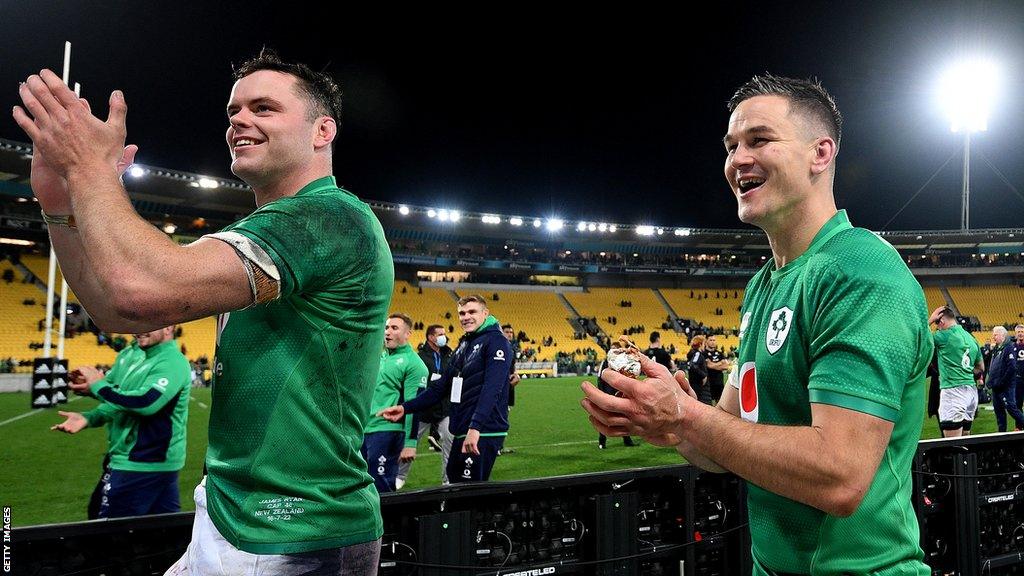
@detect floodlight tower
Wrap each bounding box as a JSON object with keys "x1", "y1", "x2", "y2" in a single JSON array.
[{"x1": 939, "y1": 59, "x2": 998, "y2": 230}]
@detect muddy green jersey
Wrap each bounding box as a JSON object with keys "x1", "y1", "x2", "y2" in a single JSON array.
[
  {"x1": 736, "y1": 210, "x2": 931, "y2": 575},
  {"x1": 204, "y1": 176, "x2": 393, "y2": 554}
]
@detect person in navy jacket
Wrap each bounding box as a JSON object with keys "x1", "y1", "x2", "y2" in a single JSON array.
[{"x1": 379, "y1": 295, "x2": 512, "y2": 482}]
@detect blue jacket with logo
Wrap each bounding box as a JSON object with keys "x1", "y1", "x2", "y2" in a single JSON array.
[
  {"x1": 402, "y1": 321, "x2": 512, "y2": 438},
  {"x1": 997, "y1": 341, "x2": 1024, "y2": 390}
]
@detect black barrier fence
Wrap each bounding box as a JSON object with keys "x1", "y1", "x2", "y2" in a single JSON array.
[
  {"x1": 15, "y1": 432, "x2": 1024, "y2": 576},
  {"x1": 913, "y1": 432, "x2": 1024, "y2": 576},
  {"x1": 9, "y1": 465, "x2": 749, "y2": 576}
]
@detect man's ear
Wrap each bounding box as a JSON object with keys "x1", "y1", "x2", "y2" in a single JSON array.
[{"x1": 810, "y1": 137, "x2": 837, "y2": 176}]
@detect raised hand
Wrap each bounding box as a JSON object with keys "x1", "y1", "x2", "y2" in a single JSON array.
[
  {"x1": 13, "y1": 70, "x2": 129, "y2": 180},
  {"x1": 581, "y1": 351, "x2": 696, "y2": 445},
  {"x1": 51, "y1": 411, "x2": 87, "y2": 434}
]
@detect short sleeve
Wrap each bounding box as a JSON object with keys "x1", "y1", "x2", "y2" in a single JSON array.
[
  {"x1": 209, "y1": 193, "x2": 379, "y2": 300},
  {"x1": 806, "y1": 263, "x2": 926, "y2": 422}
]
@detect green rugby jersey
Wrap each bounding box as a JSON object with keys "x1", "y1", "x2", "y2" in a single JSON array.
[
  {"x1": 736, "y1": 210, "x2": 931, "y2": 575},
  {"x1": 83, "y1": 340, "x2": 190, "y2": 472},
  {"x1": 934, "y1": 324, "x2": 981, "y2": 389},
  {"x1": 204, "y1": 176, "x2": 393, "y2": 554},
  {"x1": 365, "y1": 343, "x2": 427, "y2": 447}
]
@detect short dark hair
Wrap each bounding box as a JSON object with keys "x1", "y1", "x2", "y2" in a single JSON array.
[
  {"x1": 727, "y1": 74, "x2": 842, "y2": 147},
  {"x1": 649, "y1": 331, "x2": 661, "y2": 343},
  {"x1": 388, "y1": 313, "x2": 413, "y2": 329},
  {"x1": 502, "y1": 324, "x2": 513, "y2": 330},
  {"x1": 233, "y1": 48, "x2": 343, "y2": 134},
  {"x1": 457, "y1": 295, "x2": 488, "y2": 308},
  {"x1": 426, "y1": 324, "x2": 444, "y2": 336},
  {"x1": 937, "y1": 307, "x2": 956, "y2": 321}
]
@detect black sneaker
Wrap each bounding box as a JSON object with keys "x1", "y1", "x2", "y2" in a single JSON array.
[{"x1": 427, "y1": 436, "x2": 442, "y2": 452}]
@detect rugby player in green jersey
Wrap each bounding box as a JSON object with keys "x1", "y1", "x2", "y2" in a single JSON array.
[
  {"x1": 15, "y1": 50, "x2": 390, "y2": 574},
  {"x1": 582, "y1": 75, "x2": 932, "y2": 575},
  {"x1": 929, "y1": 305, "x2": 984, "y2": 437}
]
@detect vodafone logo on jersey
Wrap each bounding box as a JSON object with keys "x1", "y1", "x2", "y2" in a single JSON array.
[{"x1": 739, "y1": 361, "x2": 758, "y2": 422}]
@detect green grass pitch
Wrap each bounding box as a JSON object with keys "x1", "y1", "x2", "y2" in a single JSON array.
[{"x1": 0, "y1": 376, "x2": 987, "y2": 527}]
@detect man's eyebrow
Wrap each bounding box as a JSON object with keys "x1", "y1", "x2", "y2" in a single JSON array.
[
  {"x1": 226, "y1": 96, "x2": 284, "y2": 113},
  {"x1": 723, "y1": 125, "x2": 777, "y2": 146}
]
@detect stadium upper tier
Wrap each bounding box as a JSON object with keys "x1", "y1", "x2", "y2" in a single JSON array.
[{"x1": 947, "y1": 285, "x2": 1024, "y2": 329}]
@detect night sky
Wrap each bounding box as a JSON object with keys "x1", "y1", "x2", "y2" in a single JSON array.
[{"x1": 2, "y1": 2, "x2": 1023, "y2": 230}]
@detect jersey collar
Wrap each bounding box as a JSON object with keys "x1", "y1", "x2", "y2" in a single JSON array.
[
  {"x1": 141, "y1": 339, "x2": 177, "y2": 358},
  {"x1": 387, "y1": 343, "x2": 413, "y2": 355},
  {"x1": 295, "y1": 175, "x2": 339, "y2": 197},
  {"x1": 771, "y1": 210, "x2": 851, "y2": 279}
]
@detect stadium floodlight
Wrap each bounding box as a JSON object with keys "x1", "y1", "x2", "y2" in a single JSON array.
[
  {"x1": 938, "y1": 58, "x2": 999, "y2": 230},
  {"x1": 198, "y1": 177, "x2": 219, "y2": 189},
  {"x1": 482, "y1": 214, "x2": 501, "y2": 224},
  {"x1": 128, "y1": 165, "x2": 145, "y2": 178},
  {"x1": 576, "y1": 221, "x2": 587, "y2": 232},
  {"x1": 587, "y1": 223, "x2": 596, "y2": 232},
  {"x1": 546, "y1": 218, "x2": 564, "y2": 232},
  {"x1": 398, "y1": 205, "x2": 410, "y2": 215},
  {"x1": 162, "y1": 223, "x2": 177, "y2": 234},
  {"x1": 674, "y1": 228, "x2": 691, "y2": 236},
  {"x1": 533, "y1": 218, "x2": 542, "y2": 228},
  {"x1": 438, "y1": 209, "x2": 450, "y2": 222},
  {"x1": 636, "y1": 225, "x2": 655, "y2": 236},
  {"x1": 608, "y1": 225, "x2": 617, "y2": 233},
  {"x1": 657, "y1": 228, "x2": 664, "y2": 235},
  {"x1": 450, "y1": 210, "x2": 461, "y2": 222},
  {"x1": 509, "y1": 217, "x2": 524, "y2": 226},
  {"x1": 427, "y1": 209, "x2": 437, "y2": 218}
]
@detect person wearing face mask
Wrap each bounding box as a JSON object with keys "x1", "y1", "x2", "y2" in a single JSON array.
[
  {"x1": 395, "y1": 324, "x2": 454, "y2": 487},
  {"x1": 379, "y1": 295, "x2": 512, "y2": 483}
]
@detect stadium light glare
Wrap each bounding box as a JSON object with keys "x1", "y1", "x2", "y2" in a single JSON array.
[
  {"x1": 450, "y1": 210, "x2": 461, "y2": 222},
  {"x1": 427, "y1": 209, "x2": 437, "y2": 218},
  {"x1": 509, "y1": 217, "x2": 524, "y2": 226},
  {"x1": 16, "y1": 197, "x2": 28, "y2": 203},
  {"x1": 128, "y1": 165, "x2": 145, "y2": 178},
  {"x1": 939, "y1": 59, "x2": 998, "y2": 133},
  {"x1": 162, "y1": 223, "x2": 177, "y2": 234},
  {"x1": 198, "y1": 177, "x2": 219, "y2": 189},
  {"x1": 939, "y1": 58, "x2": 1000, "y2": 230},
  {"x1": 675, "y1": 228, "x2": 691, "y2": 236},
  {"x1": 598, "y1": 223, "x2": 608, "y2": 232},
  {"x1": 576, "y1": 221, "x2": 587, "y2": 232},
  {"x1": 599, "y1": 252, "x2": 606, "y2": 256},
  {"x1": 546, "y1": 219, "x2": 564, "y2": 232},
  {"x1": 398, "y1": 205, "x2": 410, "y2": 215},
  {"x1": 533, "y1": 218, "x2": 542, "y2": 228},
  {"x1": 588, "y1": 223, "x2": 597, "y2": 232},
  {"x1": 636, "y1": 225, "x2": 655, "y2": 236},
  {"x1": 609, "y1": 225, "x2": 617, "y2": 233},
  {"x1": 482, "y1": 215, "x2": 501, "y2": 224},
  {"x1": 438, "y1": 209, "x2": 450, "y2": 222},
  {"x1": 657, "y1": 228, "x2": 664, "y2": 235}
]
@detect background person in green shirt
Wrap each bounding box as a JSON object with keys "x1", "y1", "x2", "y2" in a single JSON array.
[
  {"x1": 362, "y1": 313, "x2": 427, "y2": 492},
  {"x1": 582, "y1": 74, "x2": 931, "y2": 575},
  {"x1": 15, "y1": 50, "x2": 390, "y2": 574},
  {"x1": 51, "y1": 326, "x2": 190, "y2": 519},
  {"x1": 929, "y1": 306, "x2": 984, "y2": 437}
]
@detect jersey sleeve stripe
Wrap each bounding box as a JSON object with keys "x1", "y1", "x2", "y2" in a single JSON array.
[{"x1": 808, "y1": 389, "x2": 900, "y2": 422}]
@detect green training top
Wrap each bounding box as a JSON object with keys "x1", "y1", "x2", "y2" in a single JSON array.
[
  {"x1": 934, "y1": 323, "x2": 981, "y2": 389},
  {"x1": 365, "y1": 343, "x2": 427, "y2": 447},
  {"x1": 204, "y1": 176, "x2": 393, "y2": 554},
  {"x1": 736, "y1": 210, "x2": 931, "y2": 576},
  {"x1": 83, "y1": 339, "x2": 190, "y2": 473}
]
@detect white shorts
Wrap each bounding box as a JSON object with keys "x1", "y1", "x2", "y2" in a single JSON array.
[
  {"x1": 164, "y1": 478, "x2": 380, "y2": 576},
  {"x1": 938, "y1": 386, "x2": 978, "y2": 425}
]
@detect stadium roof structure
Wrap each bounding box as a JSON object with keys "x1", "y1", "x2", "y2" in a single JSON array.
[{"x1": 1, "y1": 138, "x2": 1023, "y2": 256}]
